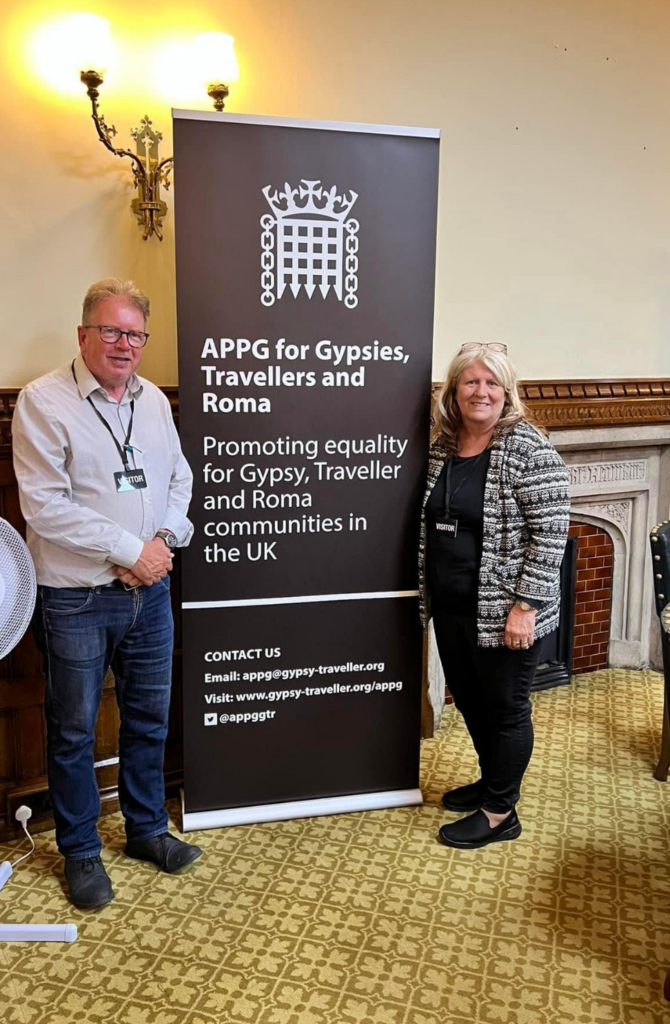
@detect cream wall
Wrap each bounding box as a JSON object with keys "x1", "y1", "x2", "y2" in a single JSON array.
[{"x1": 2, "y1": 0, "x2": 670, "y2": 386}]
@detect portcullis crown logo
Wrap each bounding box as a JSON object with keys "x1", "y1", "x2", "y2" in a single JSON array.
[{"x1": 260, "y1": 179, "x2": 359, "y2": 308}]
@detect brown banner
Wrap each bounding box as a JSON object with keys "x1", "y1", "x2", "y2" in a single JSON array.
[{"x1": 173, "y1": 112, "x2": 440, "y2": 827}]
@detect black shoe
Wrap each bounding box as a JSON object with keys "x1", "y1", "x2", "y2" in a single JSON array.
[
  {"x1": 441, "y1": 780, "x2": 485, "y2": 813},
  {"x1": 438, "y1": 809, "x2": 522, "y2": 850},
  {"x1": 64, "y1": 856, "x2": 114, "y2": 910},
  {"x1": 125, "y1": 832, "x2": 202, "y2": 873}
]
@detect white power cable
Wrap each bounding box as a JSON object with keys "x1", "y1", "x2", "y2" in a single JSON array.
[
  {"x1": 10, "y1": 806, "x2": 35, "y2": 869},
  {"x1": 0, "y1": 806, "x2": 34, "y2": 892},
  {"x1": 0, "y1": 805, "x2": 77, "y2": 943}
]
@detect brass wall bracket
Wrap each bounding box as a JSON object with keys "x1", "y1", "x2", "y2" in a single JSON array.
[{"x1": 80, "y1": 70, "x2": 174, "y2": 241}]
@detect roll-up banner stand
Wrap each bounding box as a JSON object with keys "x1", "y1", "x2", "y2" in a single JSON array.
[{"x1": 173, "y1": 111, "x2": 440, "y2": 830}]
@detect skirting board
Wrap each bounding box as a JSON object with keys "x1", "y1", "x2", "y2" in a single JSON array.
[{"x1": 181, "y1": 788, "x2": 424, "y2": 831}]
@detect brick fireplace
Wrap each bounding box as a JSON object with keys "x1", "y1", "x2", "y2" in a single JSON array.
[
  {"x1": 555, "y1": 427, "x2": 670, "y2": 671},
  {"x1": 569, "y1": 523, "x2": 614, "y2": 674}
]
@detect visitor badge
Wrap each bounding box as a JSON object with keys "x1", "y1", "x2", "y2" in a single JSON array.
[
  {"x1": 434, "y1": 516, "x2": 458, "y2": 538},
  {"x1": 114, "y1": 469, "x2": 148, "y2": 492}
]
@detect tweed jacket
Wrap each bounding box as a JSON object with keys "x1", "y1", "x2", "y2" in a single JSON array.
[{"x1": 419, "y1": 420, "x2": 571, "y2": 646}]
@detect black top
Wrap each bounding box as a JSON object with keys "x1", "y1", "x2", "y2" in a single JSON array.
[{"x1": 426, "y1": 449, "x2": 491, "y2": 615}]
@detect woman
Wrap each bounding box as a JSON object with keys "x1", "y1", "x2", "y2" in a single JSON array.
[{"x1": 420, "y1": 342, "x2": 570, "y2": 850}]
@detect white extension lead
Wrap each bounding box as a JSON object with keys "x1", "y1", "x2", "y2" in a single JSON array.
[{"x1": 0, "y1": 805, "x2": 77, "y2": 943}]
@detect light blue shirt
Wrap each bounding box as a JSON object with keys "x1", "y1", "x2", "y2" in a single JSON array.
[{"x1": 13, "y1": 354, "x2": 193, "y2": 587}]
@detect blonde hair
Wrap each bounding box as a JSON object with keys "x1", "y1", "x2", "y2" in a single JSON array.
[
  {"x1": 431, "y1": 345, "x2": 529, "y2": 452},
  {"x1": 82, "y1": 278, "x2": 150, "y2": 324}
]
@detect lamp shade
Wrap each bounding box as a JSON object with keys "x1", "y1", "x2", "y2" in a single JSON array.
[
  {"x1": 62, "y1": 13, "x2": 113, "y2": 74},
  {"x1": 193, "y1": 32, "x2": 239, "y2": 85},
  {"x1": 29, "y1": 13, "x2": 114, "y2": 95}
]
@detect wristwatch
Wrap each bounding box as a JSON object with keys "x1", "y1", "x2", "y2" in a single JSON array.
[
  {"x1": 156, "y1": 529, "x2": 177, "y2": 550},
  {"x1": 516, "y1": 600, "x2": 537, "y2": 612}
]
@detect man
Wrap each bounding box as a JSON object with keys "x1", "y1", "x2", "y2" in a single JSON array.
[{"x1": 13, "y1": 278, "x2": 201, "y2": 910}]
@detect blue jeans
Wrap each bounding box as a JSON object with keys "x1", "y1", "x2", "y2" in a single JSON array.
[{"x1": 36, "y1": 579, "x2": 174, "y2": 859}]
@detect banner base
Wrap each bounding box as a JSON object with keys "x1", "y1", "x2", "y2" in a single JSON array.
[{"x1": 181, "y1": 788, "x2": 423, "y2": 832}]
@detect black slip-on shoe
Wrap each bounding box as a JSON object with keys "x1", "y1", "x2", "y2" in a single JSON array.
[
  {"x1": 125, "y1": 832, "x2": 202, "y2": 873},
  {"x1": 64, "y1": 855, "x2": 114, "y2": 910},
  {"x1": 441, "y1": 780, "x2": 485, "y2": 813},
  {"x1": 438, "y1": 809, "x2": 522, "y2": 850}
]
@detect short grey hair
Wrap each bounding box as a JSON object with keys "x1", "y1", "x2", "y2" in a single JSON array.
[{"x1": 82, "y1": 278, "x2": 150, "y2": 324}]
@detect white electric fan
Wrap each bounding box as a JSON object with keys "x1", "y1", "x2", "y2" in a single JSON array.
[{"x1": 0, "y1": 519, "x2": 76, "y2": 943}]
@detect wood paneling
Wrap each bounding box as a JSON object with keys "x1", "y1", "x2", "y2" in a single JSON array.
[
  {"x1": 431, "y1": 377, "x2": 670, "y2": 430},
  {"x1": 519, "y1": 379, "x2": 670, "y2": 429}
]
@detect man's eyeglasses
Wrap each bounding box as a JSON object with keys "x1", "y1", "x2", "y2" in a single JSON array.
[
  {"x1": 84, "y1": 325, "x2": 150, "y2": 349},
  {"x1": 458, "y1": 342, "x2": 507, "y2": 354}
]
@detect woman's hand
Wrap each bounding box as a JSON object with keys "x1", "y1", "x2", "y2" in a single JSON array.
[{"x1": 504, "y1": 605, "x2": 536, "y2": 650}]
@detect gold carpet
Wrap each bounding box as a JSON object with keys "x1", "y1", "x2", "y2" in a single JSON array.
[{"x1": 1, "y1": 669, "x2": 669, "y2": 1024}]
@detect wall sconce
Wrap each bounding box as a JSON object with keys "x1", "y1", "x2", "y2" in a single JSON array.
[{"x1": 77, "y1": 19, "x2": 238, "y2": 241}]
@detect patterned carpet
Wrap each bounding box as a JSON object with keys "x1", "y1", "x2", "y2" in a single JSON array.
[{"x1": 1, "y1": 669, "x2": 669, "y2": 1024}]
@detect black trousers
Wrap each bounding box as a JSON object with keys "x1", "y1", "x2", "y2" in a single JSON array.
[{"x1": 432, "y1": 608, "x2": 545, "y2": 813}]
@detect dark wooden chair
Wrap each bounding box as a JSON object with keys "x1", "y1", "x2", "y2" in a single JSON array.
[
  {"x1": 651, "y1": 521, "x2": 670, "y2": 782},
  {"x1": 653, "y1": 704, "x2": 670, "y2": 782},
  {"x1": 649, "y1": 520, "x2": 670, "y2": 1001}
]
